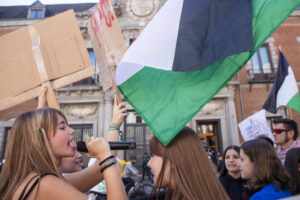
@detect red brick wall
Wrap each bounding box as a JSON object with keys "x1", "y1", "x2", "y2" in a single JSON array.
[{"x1": 235, "y1": 15, "x2": 300, "y2": 139}]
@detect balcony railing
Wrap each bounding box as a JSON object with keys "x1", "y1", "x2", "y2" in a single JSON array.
[{"x1": 247, "y1": 69, "x2": 275, "y2": 83}]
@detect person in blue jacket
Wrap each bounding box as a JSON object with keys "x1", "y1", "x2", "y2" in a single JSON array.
[{"x1": 240, "y1": 139, "x2": 291, "y2": 200}]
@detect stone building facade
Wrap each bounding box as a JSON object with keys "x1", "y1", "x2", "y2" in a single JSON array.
[{"x1": 0, "y1": 1, "x2": 299, "y2": 168}]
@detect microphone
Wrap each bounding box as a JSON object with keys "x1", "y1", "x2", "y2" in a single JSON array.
[{"x1": 77, "y1": 141, "x2": 137, "y2": 152}]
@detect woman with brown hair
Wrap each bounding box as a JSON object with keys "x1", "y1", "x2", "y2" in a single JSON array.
[
  {"x1": 147, "y1": 126, "x2": 229, "y2": 200},
  {"x1": 219, "y1": 145, "x2": 253, "y2": 200},
  {"x1": 240, "y1": 139, "x2": 291, "y2": 199},
  {"x1": 0, "y1": 104, "x2": 127, "y2": 200},
  {"x1": 284, "y1": 147, "x2": 300, "y2": 195}
]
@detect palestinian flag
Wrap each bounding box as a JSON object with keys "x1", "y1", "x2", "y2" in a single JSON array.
[
  {"x1": 263, "y1": 51, "x2": 300, "y2": 114},
  {"x1": 116, "y1": 0, "x2": 300, "y2": 146}
]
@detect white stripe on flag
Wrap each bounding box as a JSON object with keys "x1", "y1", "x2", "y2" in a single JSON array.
[
  {"x1": 119, "y1": 0, "x2": 183, "y2": 72},
  {"x1": 277, "y1": 66, "x2": 299, "y2": 108},
  {"x1": 115, "y1": 62, "x2": 143, "y2": 85}
]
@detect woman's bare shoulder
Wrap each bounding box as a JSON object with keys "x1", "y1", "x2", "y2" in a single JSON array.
[
  {"x1": 38, "y1": 175, "x2": 87, "y2": 200},
  {"x1": 13, "y1": 173, "x2": 87, "y2": 200},
  {"x1": 12, "y1": 172, "x2": 39, "y2": 200}
]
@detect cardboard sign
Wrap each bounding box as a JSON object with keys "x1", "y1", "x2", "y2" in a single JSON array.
[
  {"x1": 238, "y1": 109, "x2": 274, "y2": 142},
  {"x1": 0, "y1": 10, "x2": 95, "y2": 120},
  {"x1": 87, "y1": 0, "x2": 128, "y2": 91}
]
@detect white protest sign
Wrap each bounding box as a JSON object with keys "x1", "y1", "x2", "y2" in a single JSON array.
[{"x1": 238, "y1": 109, "x2": 274, "y2": 142}]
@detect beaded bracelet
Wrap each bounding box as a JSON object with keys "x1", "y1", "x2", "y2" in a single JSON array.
[
  {"x1": 109, "y1": 122, "x2": 120, "y2": 130},
  {"x1": 109, "y1": 127, "x2": 118, "y2": 131},
  {"x1": 100, "y1": 157, "x2": 116, "y2": 173},
  {"x1": 99, "y1": 155, "x2": 114, "y2": 166}
]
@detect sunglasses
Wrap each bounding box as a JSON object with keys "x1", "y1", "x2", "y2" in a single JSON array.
[{"x1": 272, "y1": 129, "x2": 289, "y2": 135}]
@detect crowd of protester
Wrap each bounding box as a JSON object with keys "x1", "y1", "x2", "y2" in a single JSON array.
[
  {"x1": 216, "y1": 118, "x2": 300, "y2": 200},
  {"x1": 0, "y1": 87, "x2": 299, "y2": 200}
]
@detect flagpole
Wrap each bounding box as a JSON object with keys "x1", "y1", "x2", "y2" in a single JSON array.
[{"x1": 237, "y1": 72, "x2": 245, "y2": 119}]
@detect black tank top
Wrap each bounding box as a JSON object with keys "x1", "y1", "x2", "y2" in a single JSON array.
[{"x1": 18, "y1": 173, "x2": 57, "y2": 200}]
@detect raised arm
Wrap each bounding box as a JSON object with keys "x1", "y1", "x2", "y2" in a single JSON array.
[
  {"x1": 64, "y1": 96, "x2": 127, "y2": 192},
  {"x1": 107, "y1": 97, "x2": 127, "y2": 155},
  {"x1": 38, "y1": 88, "x2": 127, "y2": 194},
  {"x1": 37, "y1": 86, "x2": 48, "y2": 109},
  {"x1": 86, "y1": 138, "x2": 127, "y2": 200}
]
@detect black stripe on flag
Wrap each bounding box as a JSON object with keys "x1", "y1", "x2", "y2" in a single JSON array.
[
  {"x1": 172, "y1": 0, "x2": 253, "y2": 71},
  {"x1": 263, "y1": 51, "x2": 290, "y2": 113}
]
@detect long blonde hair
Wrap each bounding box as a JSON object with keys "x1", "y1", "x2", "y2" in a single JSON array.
[
  {"x1": 149, "y1": 126, "x2": 229, "y2": 200},
  {"x1": 0, "y1": 108, "x2": 66, "y2": 200}
]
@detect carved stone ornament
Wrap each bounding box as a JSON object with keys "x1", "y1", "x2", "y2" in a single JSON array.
[
  {"x1": 127, "y1": 0, "x2": 160, "y2": 21},
  {"x1": 64, "y1": 104, "x2": 97, "y2": 119},
  {"x1": 199, "y1": 100, "x2": 224, "y2": 115}
]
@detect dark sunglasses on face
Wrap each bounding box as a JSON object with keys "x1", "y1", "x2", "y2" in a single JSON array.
[{"x1": 272, "y1": 129, "x2": 289, "y2": 135}]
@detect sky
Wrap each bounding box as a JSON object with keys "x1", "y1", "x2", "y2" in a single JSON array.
[{"x1": 0, "y1": 0, "x2": 99, "y2": 6}]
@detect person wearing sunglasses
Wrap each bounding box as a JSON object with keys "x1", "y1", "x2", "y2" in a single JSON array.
[{"x1": 272, "y1": 118, "x2": 300, "y2": 164}]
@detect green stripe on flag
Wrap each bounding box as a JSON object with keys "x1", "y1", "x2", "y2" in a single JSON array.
[
  {"x1": 119, "y1": 0, "x2": 300, "y2": 145},
  {"x1": 287, "y1": 93, "x2": 300, "y2": 114}
]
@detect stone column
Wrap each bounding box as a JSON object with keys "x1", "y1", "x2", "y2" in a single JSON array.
[
  {"x1": 97, "y1": 98, "x2": 105, "y2": 138},
  {"x1": 225, "y1": 96, "x2": 240, "y2": 146},
  {"x1": 103, "y1": 91, "x2": 114, "y2": 136}
]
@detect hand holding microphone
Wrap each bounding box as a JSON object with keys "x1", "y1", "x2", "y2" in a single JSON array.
[
  {"x1": 82, "y1": 137, "x2": 112, "y2": 161},
  {"x1": 80, "y1": 96, "x2": 131, "y2": 160},
  {"x1": 77, "y1": 141, "x2": 137, "y2": 152},
  {"x1": 77, "y1": 135, "x2": 136, "y2": 153}
]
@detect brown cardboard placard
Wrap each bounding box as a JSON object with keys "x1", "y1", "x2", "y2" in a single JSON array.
[
  {"x1": 0, "y1": 10, "x2": 95, "y2": 120},
  {"x1": 87, "y1": 0, "x2": 128, "y2": 94}
]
